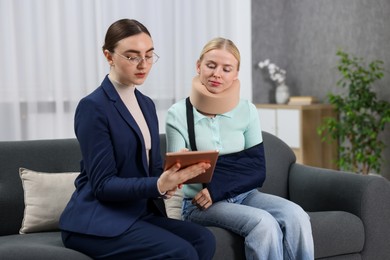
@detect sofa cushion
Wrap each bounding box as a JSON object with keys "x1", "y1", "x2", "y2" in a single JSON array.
[
  {"x1": 19, "y1": 168, "x2": 79, "y2": 234},
  {"x1": 207, "y1": 226, "x2": 245, "y2": 260},
  {"x1": 309, "y1": 211, "x2": 364, "y2": 259},
  {"x1": 0, "y1": 232, "x2": 92, "y2": 260}
]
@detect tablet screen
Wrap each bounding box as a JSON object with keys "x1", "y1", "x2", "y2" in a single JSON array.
[{"x1": 164, "y1": 150, "x2": 219, "y2": 184}]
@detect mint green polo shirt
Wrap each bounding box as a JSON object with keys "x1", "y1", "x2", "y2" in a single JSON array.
[{"x1": 165, "y1": 98, "x2": 263, "y2": 198}]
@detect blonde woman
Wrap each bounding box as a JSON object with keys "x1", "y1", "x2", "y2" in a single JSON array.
[{"x1": 166, "y1": 37, "x2": 314, "y2": 260}]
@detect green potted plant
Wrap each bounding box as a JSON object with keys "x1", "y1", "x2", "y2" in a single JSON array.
[{"x1": 318, "y1": 50, "x2": 390, "y2": 175}]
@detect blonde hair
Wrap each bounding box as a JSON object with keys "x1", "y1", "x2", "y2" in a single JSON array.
[{"x1": 198, "y1": 37, "x2": 240, "y2": 71}]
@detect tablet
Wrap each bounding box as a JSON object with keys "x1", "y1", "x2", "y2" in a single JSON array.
[{"x1": 164, "y1": 150, "x2": 219, "y2": 184}]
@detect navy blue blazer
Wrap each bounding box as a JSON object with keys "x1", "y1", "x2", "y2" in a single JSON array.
[{"x1": 59, "y1": 75, "x2": 164, "y2": 237}]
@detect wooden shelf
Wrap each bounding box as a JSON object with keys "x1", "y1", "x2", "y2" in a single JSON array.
[{"x1": 256, "y1": 103, "x2": 338, "y2": 169}]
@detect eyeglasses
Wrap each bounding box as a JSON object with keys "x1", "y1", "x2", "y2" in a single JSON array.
[{"x1": 113, "y1": 52, "x2": 160, "y2": 65}]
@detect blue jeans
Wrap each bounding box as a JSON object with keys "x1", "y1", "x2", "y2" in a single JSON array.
[{"x1": 183, "y1": 189, "x2": 314, "y2": 260}]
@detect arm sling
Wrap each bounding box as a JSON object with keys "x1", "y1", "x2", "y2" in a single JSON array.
[{"x1": 185, "y1": 97, "x2": 266, "y2": 202}]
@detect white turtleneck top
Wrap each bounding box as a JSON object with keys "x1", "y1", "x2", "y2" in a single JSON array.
[{"x1": 109, "y1": 75, "x2": 151, "y2": 164}]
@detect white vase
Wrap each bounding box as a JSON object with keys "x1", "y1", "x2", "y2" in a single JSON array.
[{"x1": 275, "y1": 83, "x2": 290, "y2": 104}]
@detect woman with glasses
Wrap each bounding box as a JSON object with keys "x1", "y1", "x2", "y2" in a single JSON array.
[
  {"x1": 165, "y1": 37, "x2": 314, "y2": 260},
  {"x1": 59, "y1": 19, "x2": 215, "y2": 260}
]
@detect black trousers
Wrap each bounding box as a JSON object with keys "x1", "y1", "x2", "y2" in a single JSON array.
[{"x1": 61, "y1": 211, "x2": 216, "y2": 260}]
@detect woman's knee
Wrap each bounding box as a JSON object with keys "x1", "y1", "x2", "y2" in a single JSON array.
[
  {"x1": 288, "y1": 204, "x2": 310, "y2": 223},
  {"x1": 278, "y1": 204, "x2": 312, "y2": 235},
  {"x1": 247, "y1": 212, "x2": 281, "y2": 237}
]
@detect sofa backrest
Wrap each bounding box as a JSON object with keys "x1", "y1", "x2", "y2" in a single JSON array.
[
  {"x1": 159, "y1": 131, "x2": 296, "y2": 199},
  {"x1": 0, "y1": 131, "x2": 295, "y2": 236},
  {"x1": 0, "y1": 138, "x2": 81, "y2": 236}
]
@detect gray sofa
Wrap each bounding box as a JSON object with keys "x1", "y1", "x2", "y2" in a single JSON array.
[{"x1": 0, "y1": 131, "x2": 389, "y2": 260}]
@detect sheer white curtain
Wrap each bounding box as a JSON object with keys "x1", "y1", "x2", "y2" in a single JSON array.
[{"x1": 0, "y1": 0, "x2": 252, "y2": 141}]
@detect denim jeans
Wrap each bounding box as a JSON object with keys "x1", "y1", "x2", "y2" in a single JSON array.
[{"x1": 183, "y1": 189, "x2": 314, "y2": 260}]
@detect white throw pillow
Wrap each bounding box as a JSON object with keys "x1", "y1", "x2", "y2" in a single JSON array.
[{"x1": 19, "y1": 168, "x2": 79, "y2": 234}]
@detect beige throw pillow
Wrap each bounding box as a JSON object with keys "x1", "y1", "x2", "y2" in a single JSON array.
[{"x1": 19, "y1": 168, "x2": 79, "y2": 234}]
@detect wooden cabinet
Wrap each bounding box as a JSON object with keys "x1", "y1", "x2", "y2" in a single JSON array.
[{"x1": 256, "y1": 103, "x2": 338, "y2": 169}]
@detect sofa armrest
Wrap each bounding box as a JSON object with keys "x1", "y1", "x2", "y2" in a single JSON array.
[{"x1": 288, "y1": 163, "x2": 390, "y2": 259}]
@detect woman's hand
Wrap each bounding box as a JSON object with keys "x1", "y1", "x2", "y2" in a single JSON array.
[
  {"x1": 192, "y1": 188, "x2": 213, "y2": 210},
  {"x1": 157, "y1": 162, "x2": 210, "y2": 195}
]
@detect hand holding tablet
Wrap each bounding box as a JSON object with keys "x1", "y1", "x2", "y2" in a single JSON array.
[{"x1": 164, "y1": 150, "x2": 219, "y2": 184}]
